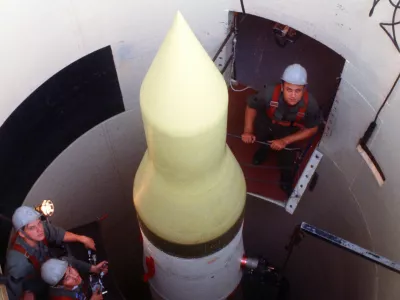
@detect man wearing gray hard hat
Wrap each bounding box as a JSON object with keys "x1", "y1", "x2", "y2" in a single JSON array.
[
  {"x1": 5, "y1": 205, "x2": 97, "y2": 300},
  {"x1": 41, "y1": 258, "x2": 107, "y2": 300},
  {"x1": 241, "y1": 64, "x2": 322, "y2": 195}
]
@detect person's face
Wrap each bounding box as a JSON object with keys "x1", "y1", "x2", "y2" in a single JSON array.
[
  {"x1": 282, "y1": 82, "x2": 305, "y2": 106},
  {"x1": 20, "y1": 219, "x2": 45, "y2": 242},
  {"x1": 62, "y1": 266, "x2": 82, "y2": 288}
]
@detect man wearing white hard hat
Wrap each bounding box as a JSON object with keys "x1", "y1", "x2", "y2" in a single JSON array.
[
  {"x1": 5, "y1": 205, "x2": 97, "y2": 300},
  {"x1": 41, "y1": 258, "x2": 107, "y2": 300},
  {"x1": 241, "y1": 64, "x2": 321, "y2": 195}
]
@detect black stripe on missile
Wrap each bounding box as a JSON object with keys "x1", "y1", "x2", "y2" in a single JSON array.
[{"x1": 137, "y1": 209, "x2": 245, "y2": 258}]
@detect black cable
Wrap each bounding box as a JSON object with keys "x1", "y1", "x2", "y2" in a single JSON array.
[
  {"x1": 360, "y1": 71, "x2": 400, "y2": 147},
  {"x1": 369, "y1": 0, "x2": 381, "y2": 16},
  {"x1": 389, "y1": 0, "x2": 400, "y2": 8},
  {"x1": 379, "y1": 0, "x2": 400, "y2": 53},
  {"x1": 370, "y1": 0, "x2": 400, "y2": 52},
  {"x1": 374, "y1": 71, "x2": 400, "y2": 122},
  {"x1": 227, "y1": 133, "x2": 302, "y2": 151},
  {"x1": 240, "y1": 0, "x2": 246, "y2": 14},
  {"x1": 369, "y1": 0, "x2": 400, "y2": 16}
]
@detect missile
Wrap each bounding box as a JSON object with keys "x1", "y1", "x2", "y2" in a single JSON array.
[{"x1": 133, "y1": 11, "x2": 246, "y2": 300}]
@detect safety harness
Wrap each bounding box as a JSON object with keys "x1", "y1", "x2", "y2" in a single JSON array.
[
  {"x1": 10, "y1": 232, "x2": 49, "y2": 274},
  {"x1": 266, "y1": 84, "x2": 309, "y2": 128}
]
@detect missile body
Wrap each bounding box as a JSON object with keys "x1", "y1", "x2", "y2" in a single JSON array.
[{"x1": 133, "y1": 11, "x2": 246, "y2": 300}]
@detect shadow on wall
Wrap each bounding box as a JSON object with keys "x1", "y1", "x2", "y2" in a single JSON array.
[
  {"x1": 0, "y1": 46, "x2": 125, "y2": 265},
  {"x1": 23, "y1": 109, "x2": 149, "y2": 299}
]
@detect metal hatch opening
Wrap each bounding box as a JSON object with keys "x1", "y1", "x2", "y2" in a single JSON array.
[{"x1": 215, "y1": 12, "x2": 345, "y2": 213}]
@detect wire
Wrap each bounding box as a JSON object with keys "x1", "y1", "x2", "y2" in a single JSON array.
[
  {"x1": 227, "y1": 133, "x2": 302, "y2": 151},
  {"x1": 370, "y1": 0, "x2": 400, "y2": 52},
  {"x1": 369, "y1": 0, "x2": 381, "y2": 16},
  {"x1": 228, "y1": 4, "x2": 252, "y2": 92},
  {"x1": 229, "y1": 36, "x2": 252, "y2": 92},
  {"x1": 379, "y1": 0, "x2": 400, "y2": 53},
  {"x1": 240, "y1": 0, "x2": 246, "y2": 14},
  {"x1": 374, "y1": 71, "x2": 400, "y2": 122}
]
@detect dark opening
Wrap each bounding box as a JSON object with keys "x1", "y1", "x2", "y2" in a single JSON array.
[
  {"x1": 0, "y1": 46, "x2": 125, "y2": 264},
  {"x1": 226, "y1": 13, "x2": 345, "y2": 204}
]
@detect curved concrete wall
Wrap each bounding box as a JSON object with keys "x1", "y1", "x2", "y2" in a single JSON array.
[{"x1": 1, "y1": 0, "x2": 400, "y2": 299}]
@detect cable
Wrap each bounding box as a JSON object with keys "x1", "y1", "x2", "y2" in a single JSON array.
[
  {"x1": 389, "y1": 0, "x2": 400, "y2": 7},
  {"x1": 360, "y1": 69, "x2": 400, "y2": 146},
  {"x1": 240, "y1": 0, "x2": 246, "y2": 14},
  {"x1": 379, "y1": 0, "x2": 400, "y2": 53},
  {"x1": 227, "y1": 133, "x2": 302, "y2": 151},
  {"x1": 229, "y1": 35, "x2": 251, "y2": 92},
  {"x1": 369, "y1": 0, "x2": 381, "y2": 16},
  {"x1": 370, "y1": 0, "x2": 400, "y2": 52},
  {"x1": 374, "y1": 71, "x2": 400, "y2": 122},
  {"x1": 228, "y1": 5, "x2": 252, "y2": 92}
]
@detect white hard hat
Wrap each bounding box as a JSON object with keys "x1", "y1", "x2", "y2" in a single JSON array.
[
  {"x1": 41, "y1": 259, "x2": 68, "y2": 286},
  {"x1": 12, "y1": 206, "x2": 41, "y2": 231},
  {"x1": 281, "y1": 64, "x2": 308, "y2": 85}
]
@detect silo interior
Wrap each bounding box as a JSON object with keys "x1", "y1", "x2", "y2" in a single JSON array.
[{"x1": 0, "y1": 1, "x2": 399, "y2": 299}]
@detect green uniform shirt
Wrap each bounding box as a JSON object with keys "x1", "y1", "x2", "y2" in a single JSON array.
[{"x1": 247, "y1": 85, "x2": 322, "y2": 129}]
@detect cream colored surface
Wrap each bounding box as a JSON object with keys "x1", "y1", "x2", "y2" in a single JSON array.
[
  {"x1": 133, "y1": 12, "x2": 246, "y2": 244},
  {"x1": 3, "y1": 1, "x2": 397, "y2": 298},
  {"x1": 0, "y1": 266, "x2": 8, "y2": 300}
]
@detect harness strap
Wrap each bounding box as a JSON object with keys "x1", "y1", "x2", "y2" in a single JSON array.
[
  {"x1": 12, "y1": 243, "x2": 41, "y2": 272},
  {"x1": 266, "y1": 85, "x2": 282, "y2": 120},
  {"x1": 11, "y1": 235, "x2": 49, "y2": 272},
  {"x1": 295, "y1": 90, "x2": 309, "y2": 123}
]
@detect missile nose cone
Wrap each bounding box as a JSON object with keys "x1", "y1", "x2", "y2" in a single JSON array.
[
  {"x1": 134, "y1": 11, "x2": 246, "y2": 246},
  {"x1": 140, "y1": 11, "x2": 227, "y2": 136}
]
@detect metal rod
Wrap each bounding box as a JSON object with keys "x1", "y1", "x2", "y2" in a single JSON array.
[
  {"x1": 300, "y1": 222, "x2": 400, "y2": 274},
  {"x1": 227, "y1": 133, "x2": 302, "y2": 151},
  {"x1": 221, "y1": 54, "x2": 234, "y2": 74},
  {"x1": 212, "y1": 28, "x2": 234, "y2": 62}
]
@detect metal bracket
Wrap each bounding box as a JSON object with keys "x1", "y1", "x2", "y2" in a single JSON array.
[
  {"x1": 285, "y1": 149, "x2": 323, "y2": 214},
  {"x1": 300, "y1": 222, "x2": 400, "y2": 274}
]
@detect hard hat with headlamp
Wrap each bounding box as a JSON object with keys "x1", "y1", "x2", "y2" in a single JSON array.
[{"x1": 12, "y1": 206, "x2": 41, "y2": 231}]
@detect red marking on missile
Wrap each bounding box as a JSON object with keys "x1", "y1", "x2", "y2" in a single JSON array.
[
  {"x1": 143, "y1": 256, "x2": 155, "y2": 282},
  {"x1": 207, "y1": 257, "x2": 218, "y2": 264}
]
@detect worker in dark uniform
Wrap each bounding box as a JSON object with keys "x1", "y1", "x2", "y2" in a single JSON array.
[
  {"x1": 5, "y1": 205, "x2": 97, "y2": 300},
  {"x1": 241, "y1": 64, "x2": 322, "y2": 195},
  {"x1": 41, "y1": 258, "x2": 108, "y2": 300}
]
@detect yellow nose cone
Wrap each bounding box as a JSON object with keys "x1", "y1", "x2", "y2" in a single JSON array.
[{"x1": 133, "y1": 11, "x2": 246, "y2": 245}]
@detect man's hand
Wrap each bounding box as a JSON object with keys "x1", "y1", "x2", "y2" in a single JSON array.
[
  {"x1": 241, "y1": 132, "x2": 256, "y2": 144},
  {"x1": 270, "y1": 139, "x2": 288, "y2": 151},
  {"x1": 90, "y1": 288, "x2": 103, "y2": 300},
  {"x1": 79, "y1": 235, "x2": 96, "y2": 250},
  {"x1": 91, "y1": 261, "x2": 109, "y2": 275}
]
